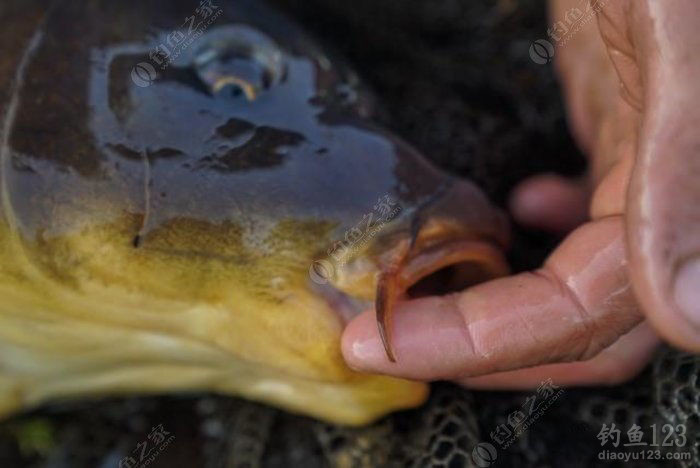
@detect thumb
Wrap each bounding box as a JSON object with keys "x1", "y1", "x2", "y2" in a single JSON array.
[{"x1": 610, "y1": 0, "x2": 700, "y2": 350}]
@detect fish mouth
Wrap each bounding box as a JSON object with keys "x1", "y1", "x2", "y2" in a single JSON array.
[{"x1": 376, "y1": 238, "x2": 509, "y2": 362}]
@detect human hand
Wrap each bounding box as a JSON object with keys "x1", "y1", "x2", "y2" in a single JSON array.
[{"x1": 341, "y1": 0, "x2": 700, "y2": 388}]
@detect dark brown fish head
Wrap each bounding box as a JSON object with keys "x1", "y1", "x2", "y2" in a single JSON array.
[{"x1": 0, "y1": 0, "x2": 508, "y2": 425}]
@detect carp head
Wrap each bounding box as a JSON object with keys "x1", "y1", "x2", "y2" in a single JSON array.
[{"x1": 0, "y1": 0, "x2": 508, "y2": 425}]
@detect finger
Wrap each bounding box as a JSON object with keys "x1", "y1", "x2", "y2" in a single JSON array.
[
  {"x1": 509, "y1": 174, "x2": 589, "y2": 233},
  {"x1": 600, "y1": 0, "x2": 700, "y2": 350},
  {"x1": 342, "y1": 217, "x2": 643, "y2": 380},
  {"x1": 549, "y1": 0, "x2": 619, "y2": 153},
  {"x1": 456, "y1": 322, "x2": 658, "y2": 389}
]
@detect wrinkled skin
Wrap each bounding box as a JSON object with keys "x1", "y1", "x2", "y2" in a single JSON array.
[
  {"x1": 343, "y1": 0, "x2": 700, "y2": 388},
  {"x1": 0, "y1": 0, "x2": 508, "y2": 424}
]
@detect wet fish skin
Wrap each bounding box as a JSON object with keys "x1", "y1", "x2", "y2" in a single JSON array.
[{"x1": 0, "y1": 0, "x2": 508, "y2": 424}]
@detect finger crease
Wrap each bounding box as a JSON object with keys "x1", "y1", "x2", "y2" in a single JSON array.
[
  {"x1": 448, "y1": 293, "x2": 479, "y2": 358},
  {"x1": 535, "y1": 266, "x2": 598, "y2": 361}
]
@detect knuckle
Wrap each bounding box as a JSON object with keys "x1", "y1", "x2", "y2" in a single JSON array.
[{"x1": 534, "y1": 265, "x2": 600, "y2": 361}]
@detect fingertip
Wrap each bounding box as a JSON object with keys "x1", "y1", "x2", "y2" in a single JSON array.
[
  {"x1": 341, "y1": 308, "x2": 387, "y2": 372},
  {"x1": 341, "y1": 296, "x2": 471, "y2": 379},
  {"x1": 630, "y1": 253, "x2": 700, "y2": 353},
  {"x1": 510, "y1": 174, "x2": 589, "y2": 233}
]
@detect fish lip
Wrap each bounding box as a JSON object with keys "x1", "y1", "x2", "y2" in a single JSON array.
[
  {"x1": 313, "y1": 237, "x2": 508, "y2": 352},
  {"x1": 399, "y1": 239, "x2": 509, "y2": 293},
  {"x1": 375, "y1": 237, "x2": 509, "y2": 362}
]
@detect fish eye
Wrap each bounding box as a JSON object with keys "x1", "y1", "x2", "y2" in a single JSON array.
[{"x1": 192, "y1": 25, "x2": 286, "y2": 101}]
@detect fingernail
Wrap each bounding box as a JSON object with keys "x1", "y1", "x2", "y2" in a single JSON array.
[
  {"x1": 674, "y1": 256, "x2": 700, "y2": 328},
  {"x1": 341, "y1": 312, "x2": 388, "y2": 372},
  {"x1": 347, "y1": 335, "x2": 385, "y2": 370}
]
